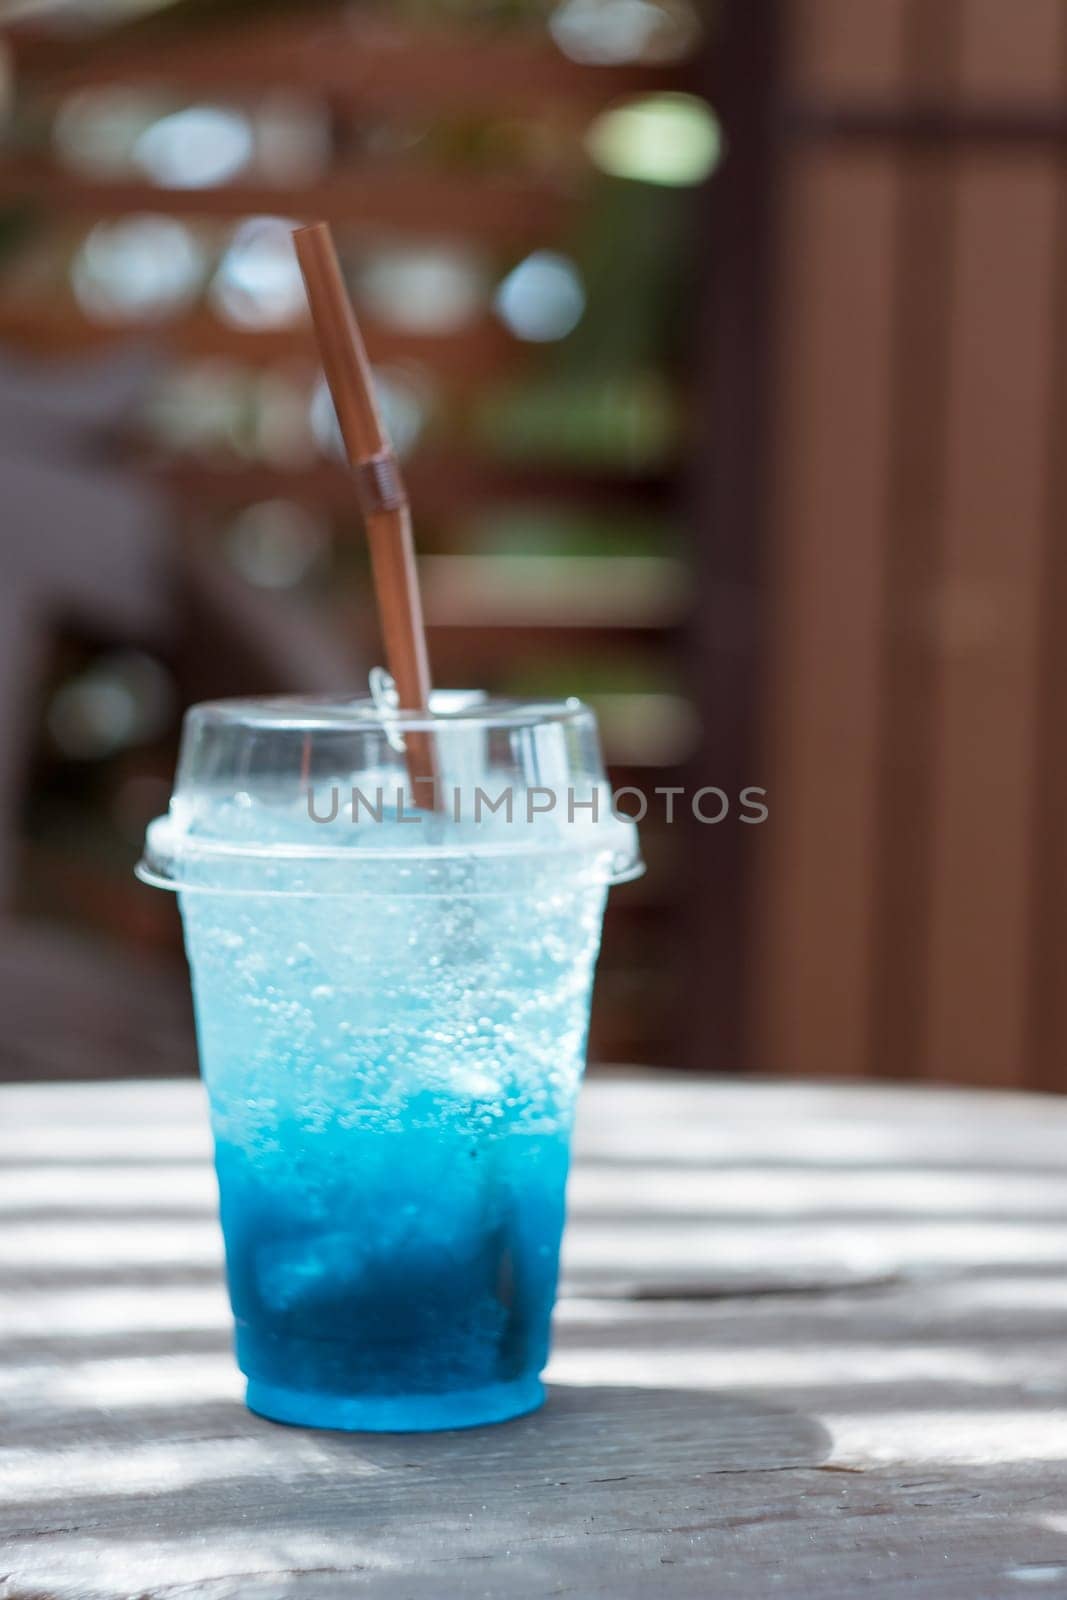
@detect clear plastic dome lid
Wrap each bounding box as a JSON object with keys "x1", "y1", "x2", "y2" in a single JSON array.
[{"x1": 138, "y1": 690, "x2": 644, "y2": 896}]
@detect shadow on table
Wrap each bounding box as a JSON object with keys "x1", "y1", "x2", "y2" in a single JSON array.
[
  {"x1": 376, "y1": 1379, "x2": 832, "y2": 1474},
  {"x1": 0, "y1": 1384, "x2": 833, "y2": 1598}
]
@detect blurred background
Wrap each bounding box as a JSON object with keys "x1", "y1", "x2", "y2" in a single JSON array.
[{"x1": 0, "y1": 0, "x2": 1062, "y2": 1092}]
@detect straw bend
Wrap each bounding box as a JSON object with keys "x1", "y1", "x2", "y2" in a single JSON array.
[
  {"x1": 292, "y1": 220, "x2": 432, "y2": 708},
  {"x1": 354, "y1": 451, "x2": 407, "y2": 517}
]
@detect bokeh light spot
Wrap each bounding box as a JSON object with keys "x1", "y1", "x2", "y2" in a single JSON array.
[
  {"x1": 223, "y1": 501, "x2": 328, "y2": 590},
  {"x1": 358, "y1": 245, "x2": 487, "y2": 336},
  {"x1": 48, "y1": 653, "x2": 176, "y2": 761},
  {"x1": 135, "y1": 106, "x2": 253, "y2": 188},
  {"x1": 72, "y1": 216, "x2": 205, "y2": 322},
  {"x1": 494, "y1": 251, "x2": 585, "y2": 343},
  {"x1": 210, "y1": 216, "x2": 306, "y2": 330},
  {"x1": 550, "y1": 0, "x2": 700, "y2": 65},
  {"x1": 53, "y1": 88, "x2": 166, "y2": 178},
  {"x1": 586, "y1": 92, "x2": 721, "y2": 186}
]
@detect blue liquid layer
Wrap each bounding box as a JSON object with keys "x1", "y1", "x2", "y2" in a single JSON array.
[
  {"x1": 180, "y1": 871, "x2": 605, "y2": 1431},
  {"x1": 214, "y1": 1118, "x2": 569, "y2": 1430}
]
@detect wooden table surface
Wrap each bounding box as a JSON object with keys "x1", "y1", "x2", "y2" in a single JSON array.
[{"x1": 3, "y1": 1075, "x2": 1067, "y2": 1599}]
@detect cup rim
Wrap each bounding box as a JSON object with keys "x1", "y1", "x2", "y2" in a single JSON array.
[
  {"x1": 137, "y1": 812, "x2": 645, "y2": 894},
  {"x1": 189, "y1": 692, "x2": 595, "y2": 736}
]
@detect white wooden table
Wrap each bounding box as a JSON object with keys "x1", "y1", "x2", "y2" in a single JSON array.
[{"x1": 3, "y1": 1075, "x2": 1067, "y2": 1598}]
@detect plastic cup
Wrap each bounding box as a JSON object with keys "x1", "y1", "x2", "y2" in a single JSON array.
[{"x1": 139, "y1": 691, "x2": 641, "y2": 1431}]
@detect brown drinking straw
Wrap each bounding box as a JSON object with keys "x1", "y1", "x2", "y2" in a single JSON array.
[{"x1": 293, "y1": 221, "x2": 438, "y2": 802}]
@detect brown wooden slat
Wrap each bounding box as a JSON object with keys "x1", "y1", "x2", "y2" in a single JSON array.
[
  {"x1": 923, "y1": 152, "x2": 1059, "y2": 1086},
  {"x1": 752, "y1": 146, "x2": 899, "y2": 1078},
  {"x1": 0, "y1": 304, "x2": 518, "y2": 383},
  {"x1": 787, "y1": 106, "x2": 1067, "y2": 147},
  {"x1": 959, "y1": 0, "x2": 1064, "y2": 103},
  {"x1": 788, "y1": 0, "x2": 908, "y2": 101},
  {"x1": 903, "y1": 0, "x2": 964, "y2": 97},
  {"x1": 10, "y1": 13, "x2": 687, "y2": 114},
  {"x1": 684, "y1": 0, "x2": 782, "y2": 1074},
  {"x1": 790, "y1": 0, "x2": 908, "y2": 102},
  {"x1": 1029, "y1": 63, "x2": 1067, "y2": 1090},
  {"x1": 155, "y1": 459, "x2": 675, "y2": 515},
  {"x1": 0, "y1": 164, "x2": 570, "y2": 239},
  {"x1": 790, "y1": 0, "x2": 1064, "y2": 115},
  {"x1": 869, "y1": 2, "x2": 961, "y2": 1080},
  {"x1": 389, "y1": 628, "x2": 674, "y2": 682}
]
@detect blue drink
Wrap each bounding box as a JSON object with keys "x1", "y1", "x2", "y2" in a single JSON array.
[
  {"x1": 140, "y1": 694, "x2": 640, "y2": 1431},
  {"x1": 179, "y1": 861, "x2": 605, "y2": 1430}
]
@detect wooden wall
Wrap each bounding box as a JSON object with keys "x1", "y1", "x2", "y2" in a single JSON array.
[{"x1": 748, "y1": 0, "x2": 1067, "y2": 1086}]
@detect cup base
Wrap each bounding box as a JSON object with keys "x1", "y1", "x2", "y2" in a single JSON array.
[{"x1": 245, "y1": 1373, "x2": 545, "y2": 1433}]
